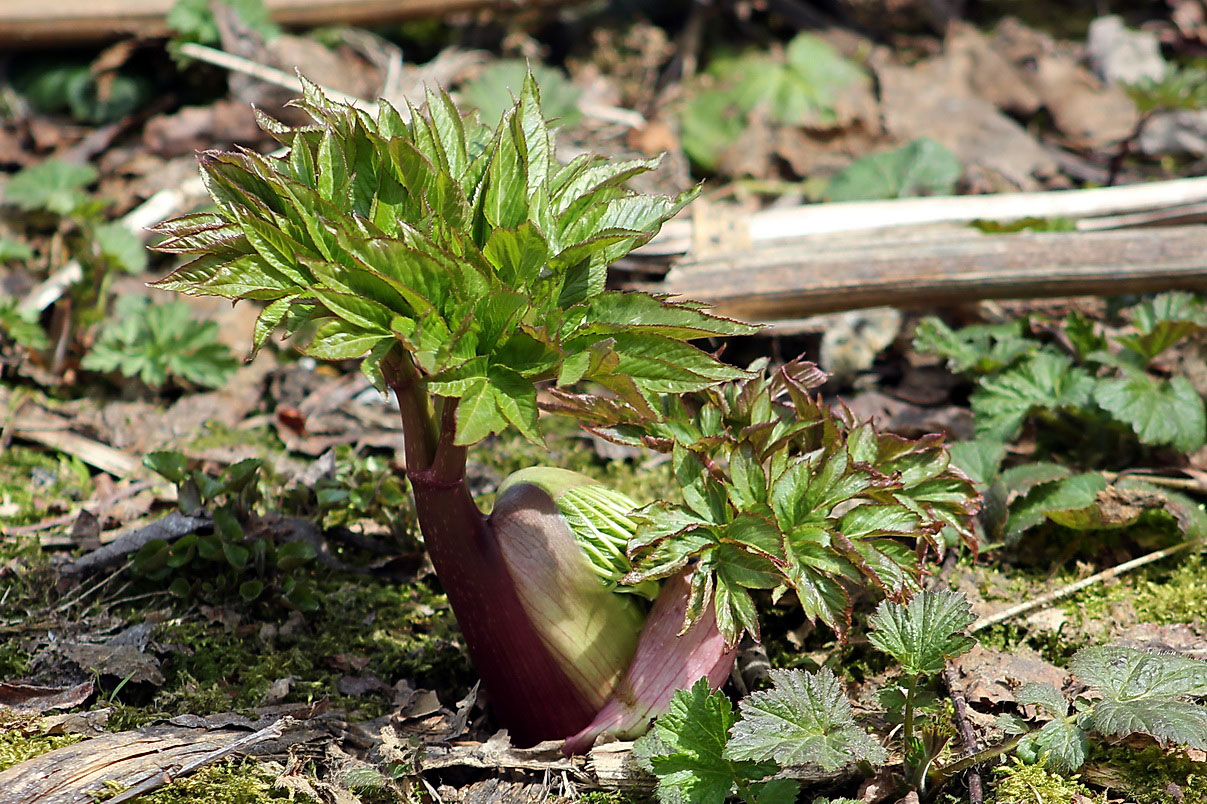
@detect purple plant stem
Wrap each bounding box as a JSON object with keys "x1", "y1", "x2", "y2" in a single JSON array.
[{"x1": 389, "y1": 363, "x2": 598, "y2": 745}]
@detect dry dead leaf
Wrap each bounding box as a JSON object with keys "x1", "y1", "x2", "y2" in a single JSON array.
[
  {"x1": 1028, "y1": 55, "x2": 1139, "y2": 149},
  {"x1": 0, "y1": 680, "x2": 95, "y2": 713},
  {"x1": 951, "y1": 644, "x2": 1068, "y2": 707},
  {"x1": 874, "y1": 49, "x2": 1057, "y2": 190}
]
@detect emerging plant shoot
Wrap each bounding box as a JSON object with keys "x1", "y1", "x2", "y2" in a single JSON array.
[{"x1": 150, "y1": 73, "x2": 978, "y2": 751}]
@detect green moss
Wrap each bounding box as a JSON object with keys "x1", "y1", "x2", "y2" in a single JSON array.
[
  {"x1": 1067, "y1": 552, "x2": 1207, "y2": 627},
  {"x1": 0, "y1": 446, "x2": 92, "y2": 527},
  {"x1": 108, "y1": 576, "x2": 469, "y2": 727},
  {"x1": 185, "y1": 421, "x2": 285, "y2": 456},
  {"x1": 577, "y1": 792, "x2": 643, "y2": 803},
  {"x1": 111, "y1": 760, "x2": 306, "y2": 803},
  {"x1": 991, "y1": 759, "x2": 1092, "y2": 804},
  {"x1": 1091, "y1": 744, "x2": 1207, "y2": 804},
  {"x1": 0, "y1": 713, "x2": 87, "y2": 772}
]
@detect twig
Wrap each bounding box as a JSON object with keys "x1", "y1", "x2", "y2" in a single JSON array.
[
  {"x1": 105, "y1": 716, "x2": 294, "y2": 804},
  {"x1": 175, "y1": 42, "x2": 377, "y2": 113},
  {"x1": 59, "y1": 512, "x2": 210, "y2": 577},
  {"x1": 943, "y1": 664, "x2": 983, "y2": 804},
  {"x1": 970, "y1": 538, "x2": 1200, "y2": 633}
]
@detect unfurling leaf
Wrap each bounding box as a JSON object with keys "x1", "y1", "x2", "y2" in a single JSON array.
[
  {"x1": 726, "y1": 668, "x2": 887, "y2": 769},
  {"x1": 867, "y1": 589, "x2": 976, "y2": 677}
]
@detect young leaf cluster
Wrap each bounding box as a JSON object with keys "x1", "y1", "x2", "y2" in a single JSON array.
[
  {"x1": 81, "y1": 296, "x2": 238, "y2": 389},
  {"x1": 151, "y1": 73, "x2": 755, "y2": 447},
  {"x1": 137, "y1": 451, "x2": 318, "y2": 610},
  {"x1": 552, "y1": 359, "x2": 980, "y2": 644},
  {"x1": 916, "y1": 293, "x2": 1207, "y2": 454}
]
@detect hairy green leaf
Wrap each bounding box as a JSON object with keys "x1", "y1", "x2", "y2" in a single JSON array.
[
  {"x1": 971, "y1": 351, "x2": 1095, "y2": 441},
  {"x1": 826, "y1": 138, "x2": 960, "y2": 202},
  {"x1": 726, "y1": 668, "x2": 887, "y2": 769},
  {"x1": 867, "y1": 589, "x2": 976, "y2": 677},
  {"x1": 1094, "y1": 373, "x2": 1206, "y2": 453},
  {"x1": 1073, "y1": 644, "x2": 1207, "y2": 750},
  {"x1": 634, "y1": 678, "x2": 782, "y2": 804}
]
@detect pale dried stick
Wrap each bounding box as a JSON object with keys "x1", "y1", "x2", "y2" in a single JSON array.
[{"x1": 970, "y1": 538, "x2": 1200, "y2": 633}]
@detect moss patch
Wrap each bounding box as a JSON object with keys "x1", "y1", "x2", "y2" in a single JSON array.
[
  {"x1": 991, "y1": 759, "x2": 1093, "y2": 804},
  {"x1": 109, "y1": 576, "x2": 469, "y2": 727},
  {"x1": 0, "y1": 446, "x2": 92, "y2": 527},
  {"x1": 0, "y1": 713, "x2": 87, "y2": 772},
  {"x1": 109, "y1": 760, "x2": 303, "y2": 804},
  {"x1": 1089, "y1": 744, "x2": 1207, "y2": 804}
]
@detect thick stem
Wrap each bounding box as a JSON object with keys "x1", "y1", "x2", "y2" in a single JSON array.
[{"x1": 385, "y1": 355, "x2": 600, "y2": 745}]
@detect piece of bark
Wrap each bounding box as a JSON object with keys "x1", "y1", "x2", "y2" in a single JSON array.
[
  {"x1": 652, "y1": 224, "x2": 1207, "y2": 322},
  {"x1": 0, "y1": 0, "x2": 575, "y2": 47},
  {"x1": 59, "y1": 512, "x2": 210, "y2": 577},
  {"x1": 0, "y1": 718, "x2": 292, "y2": 804}
]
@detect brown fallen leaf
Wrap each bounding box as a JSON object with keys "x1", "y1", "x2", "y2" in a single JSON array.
[
  {"x1": 1028, "y1": 55, "x2": 1139, "y2": 149},
  {"x1": 950, "y1": 644, "x2": 1068, "y2": 707},
  {"x1": 0, "y1": 680, "x2": 95, "y2": 713},
  {"x1": 874, "y1": 48, "x2": 1057, "y2": 190}
]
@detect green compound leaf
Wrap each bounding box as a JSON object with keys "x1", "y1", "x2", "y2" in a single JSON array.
[
  {"x1": 912, "y1": 316, "x2": 1034, "y2": 376},
  {"x1": 1073, "y1": 644, "x2": 1207, "y2": 750},
  {"x1": 81, "y1": 296, "x2": 237, "y2": 389},
  {"x1": 1094, "y1": 373, "x2": 1206, "y2": 453},
  {"x1": 610, "y1": 360, "x2": 979, "y2": 645},
  {"x1": 971, "y1": 351, "x2": 1096, "y2": 441},
  {"x1": 867, "y1": 589, "x2": 976, "y2": 677},
  {"x1": 825, "y1": 138, "x2": 961, "y2": 202},
  {"x1": 634, "y1": 678, "x2": 786, "y2": 804},
  {"x1": 725, "y1": 668, "x2": 888, "y2": 769},
  {"x1": 679, "y1": 33, "x2": 867, "y2": 171},
  {"x1": 151, "y1": 71, "x2": 741, "y2": 449},
  {"x1": 5, "y1": 159, "x2": 98, "y2": 215},
  {"x1": 1116, "y1": 292, "x2": 1207, "y2": 363}
]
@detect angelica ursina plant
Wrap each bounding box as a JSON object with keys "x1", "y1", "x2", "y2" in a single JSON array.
[{"x1": 150, "y1": 73, "x2": 977, "y2": 751}]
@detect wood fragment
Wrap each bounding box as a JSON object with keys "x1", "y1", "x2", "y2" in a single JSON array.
[
  {"x1": 639, "y1": 176, "x2": 1207, "y2": 256},
  {"x1": 59, "y1": 512, "x2": 210, "y2": 577},
  {"x1": 649, "y1": 225, "x2": 1207, "y2": 322},
  {"x1": 0, "y1": 0, "x2": 575, "y2": 46},
  {"x1": 0, "y1": 717, "x2": 292, "y2": 804}
]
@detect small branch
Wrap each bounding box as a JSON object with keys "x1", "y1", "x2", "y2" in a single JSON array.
[
  {"x1": 970, "y1": 538, "x2": 1200, "y2": 633},
  {"x1": 943, "y1": 664, "x2": 983, "y2": 804},
  {"x1": 175, "y1": 42, "x2": 376, "y2": 113},
  {"x1": 931, "y1": 733, "x2": 1025, "y2": 784}
]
